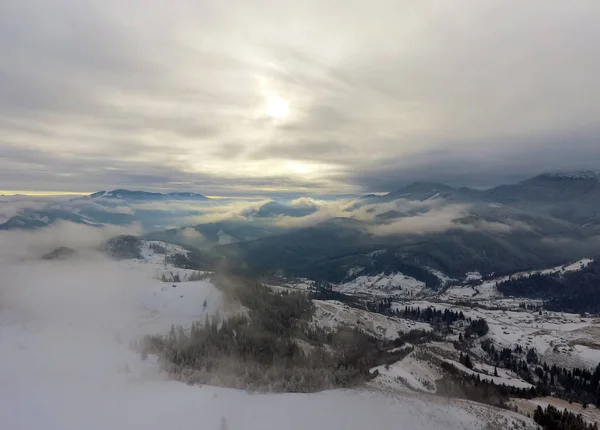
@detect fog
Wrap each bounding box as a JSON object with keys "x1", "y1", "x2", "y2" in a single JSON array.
[
  {"x1": 0, "y1": 221, "x2": 142, "y2": 260},
  {"x1": 0, "y1": 224, "x2": 483, "y2": 430}
]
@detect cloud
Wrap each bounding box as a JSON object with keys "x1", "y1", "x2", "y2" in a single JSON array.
[
  {"x1": 368, "y1": 204, "x2": 532, "y2": 236},
  {"x1": 179, "y1": 227, "x2": 205, "y2": 241},
  {"x1": 271, "y1": 197, "x2": 443, "y2": 229},
  {"x1": 0, "y1": 195, "x2": 138, "y2": 228},
  {"x1": 369, "y1": 204, "x2": 471, "y2": 236},
  {"x1": 135, "y1": 198, "x2": 276, "y2": 227},
  {"x1": 1, "y1": 1, "x2": 600, "y2": 194},
  {"x1": 0, "y1": 221, "x2": 142, "y2": 261},
  {"x1": 272, "y1": 198, "x2": 356, "y2": 228},
  {"x1": 73, "y1": 199, "x2": 136, "y2": 215},
  {"x1": 287, "y1": 197, "x2": 323, "y2": 209},
  {"x1": 0, "y1": 198, "x2": 52, "y2": 223}
]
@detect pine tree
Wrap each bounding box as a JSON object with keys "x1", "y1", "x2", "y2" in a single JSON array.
[
  {"x1": 533, "y1": 405, "x2": 543, "y2": 423},
  {"x1": 168, "y1": 324, "x2": 176, "y2": 343}
]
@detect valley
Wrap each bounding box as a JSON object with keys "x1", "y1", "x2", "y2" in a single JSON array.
[
  {"x1": 3, "y1": 171, "x2": 600, "y2": 429},
  {"x1": 4, "y1": 2, "x2": 600, "y2": 427},
  {"x1": 0, "y1": 238, "x2": 541, "y2": 430}
]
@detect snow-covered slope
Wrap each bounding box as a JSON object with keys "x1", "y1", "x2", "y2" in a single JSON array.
[
  {"x1": 0, "y1": 259, "x2": 223, "y2": 340},
  {"x1": 444, "y1": 359, "x2": 533, "y2": 389},
  {"x1": 439, "y1": 258, "x2": 594, "y2": 303},
  {"x1": 334, "y1": 272, "x2": 426, "y2": 298},
  {"x1": 512, "y1": 258, "x2": 593, "y2": 278},
  {"x1": 0, "y1": 246, "x2": 536, "y2": 430},
  {"x1": 312, "y1": 300, "x2": 431, "y2": 340},
  {"x1": 372, "y1": 350, "x2": 441, "y2": 393},
  {"x1": 123, "y1": 240, "x2": 210, "y2": 283},
  {"x1": 396, "y1": 299, "x2": 600, "y2": 369}
]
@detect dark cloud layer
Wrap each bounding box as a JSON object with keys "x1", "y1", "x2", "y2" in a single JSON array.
[{"x1": 1, "y1": 0, "x2": 599, "y2": 195}]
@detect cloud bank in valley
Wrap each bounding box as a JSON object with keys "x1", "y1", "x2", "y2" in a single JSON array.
[{"x1": 1, "y1": 191, "x2": 534, "y2": 238}]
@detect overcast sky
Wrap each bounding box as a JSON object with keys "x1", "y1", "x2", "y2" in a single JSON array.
[{"x1": 1, "y1": 0, "x2": 599, "y2": 195}]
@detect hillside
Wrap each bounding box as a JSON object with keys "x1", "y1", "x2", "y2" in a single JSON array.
[{"x1": 0, "y1": 238, "x2": 538, "y2": 430}]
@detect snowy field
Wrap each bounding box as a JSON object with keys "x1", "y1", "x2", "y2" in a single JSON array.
[
  {"x1": 512, "y1": 396, "x2": 600, "y2": 427},
  {"x1": 393, "y1": 299, "x2": 600, "y2": 369},
  {"x1": 333, "y1": 272, "x2": 426, "y2": 298},
  {"x1": 0, "y1": 307, "x2": 493, "y2": 430},
  {"x1": 0, "y1": 233, "x2": 537, "y2": 430},
  {"x1": 372, "y1": 350, "x2": 441, "y2": 393},
  {"x1": 440, "y1": 258, "x2": 593, "y2": 303},
  {"x1": 312, "y1": 300, "x2": 432, "y2": 340},
  {"x1": 121, "y1": 240, "x2": 211, "y2": 283},
  {"x1": 444, "y1": 360, "x2": 533, "y2": 389},
  {"x1": 281, "y1": 257, "x2": 600, "y2": 369}
]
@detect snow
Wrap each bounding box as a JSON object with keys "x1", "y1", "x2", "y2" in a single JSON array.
[
  {"x1": 0, "y1": 306, "x2": 488, "y2": 430},
  {"x1": 374, "y1": 361, "x2": 430, "y2": 392},
  {"x1": 427, "y1": 268, "x2": 455, "y2": 286},
  {"x1": 312, "y1": 300, "x2": 432, "y2": 340},
  {"x1": 1, "y1": 261, "x2": 223, "y2": 341},
  {"x1": 473, "y1": 363, "x2": 527, "y2": 385},
  {"x1": 334, "y1": 272, "x2": 426, "y2": 298},
  {"x1": 562, "y1": 258, "x2": 593, "y2": 273},
  {"x1": 440, "y1": 278, "x2": 505, "y2": 301},
  {"x1": 514, "y1": 397, "x2": 600, "y2": 426},
  {"x1": 465, "y1": 272, "x2": 482, "y2": 281},
  {"x1": 372, "y1": 352, "x2": 440, "y2": 393},
  {"x1": 123, "y1": 240, "x2": 210, "y2": 283},
  {"x1": 141, "y1": 240, "x2": 190, "y2": 259},
  {"x1": 393, "y1": 299, "x2": 600, "y2": 369},
  {"x1": 436, "y1": 259, "x2": 593, "y2": 305},
  {"x1": 541, "y1": 171, "x2": 600, "y2": 180},
  {"x1": 282, "y1": 278, "x2": 315, "y2": 291},
  {"x1": 444, "y1": 360, "x2": 533, "y2": 389},
  {"x1": 0, "y1": 238, "x2": 520, "y2": 430},
  {"x1": 573, "y1": 345, "x2": 600, "y2": 366},
  {"x1": 511, "y1": 258, "x2": 593, "y2": 279}
]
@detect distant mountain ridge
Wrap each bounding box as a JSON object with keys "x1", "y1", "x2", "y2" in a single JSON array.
[
  {"x1": 207, "y1": 170, "x2": 600, "y2": 282},
  {"x1": 533, "y1": 170, "x2": 600, "y2": 180},
  {"x1": 2, "y1": 172, "x2": 600, "y2": 239},
  {"x1": 91, "y1": 189, "x2": 209, "y2": 201},
  {"x1": 375, "y1": 170, "x2": 600, "y2": 203}
]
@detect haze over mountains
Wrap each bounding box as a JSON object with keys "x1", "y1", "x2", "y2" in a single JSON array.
[
  {"x1": 4, "y1": 1, "x2": 600, "y2": 428},
  {"x1": 90, "y1": 190, "x2": 209, "y2": 201},
  {"x1": 2, "y1": 171, "x2": 600, "y2": 284}
]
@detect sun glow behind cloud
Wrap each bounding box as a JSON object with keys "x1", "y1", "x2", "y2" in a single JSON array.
[
  {"x1": 1, "y1": 1, "x2": 600, "y2": 195},
  {"x1": 265, "y1": 96, "x2": 290, "y2": 119},
  {"x1": 286, "y1": 163, "x2": 310, "y2": 174}
]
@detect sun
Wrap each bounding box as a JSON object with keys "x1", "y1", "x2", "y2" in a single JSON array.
[
  {"x1": 290, "y1": 163, "x2": 309, "y2": 174},
  {"x1": 265, "y1": 96, "x2": 290, "y2": 119}
]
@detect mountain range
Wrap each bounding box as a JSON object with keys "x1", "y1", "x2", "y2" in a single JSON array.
[
  {"x1": 91, "y1": 189, "x2": 209, "y2": 201},
  {"x1": 149, "y1": 171, "x2": 600, "y2": 283},
  {"x1": 3, "y1": 172, "x2": 600, "y2": 282}
]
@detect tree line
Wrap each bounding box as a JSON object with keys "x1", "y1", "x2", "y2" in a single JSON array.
[
  {"x1": 497, "y1": 259, "x2": 600, "y2": 314},
  {"x1": 138, "y1": 279, "x2": 411, "y2": 393},
  {"x1": 437, "y1": 361, "x2": 537, "y2": 409},
  {"x1": 481, "y1": 339, "x2": 600, "y2": 406},
  {"x1": 533, "y1": 404, "x2": 599, "y2": 430}
]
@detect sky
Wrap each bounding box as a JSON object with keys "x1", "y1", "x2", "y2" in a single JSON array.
[{"x1": 1, "y1": 0, "x2": 600, "y2": 196}]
